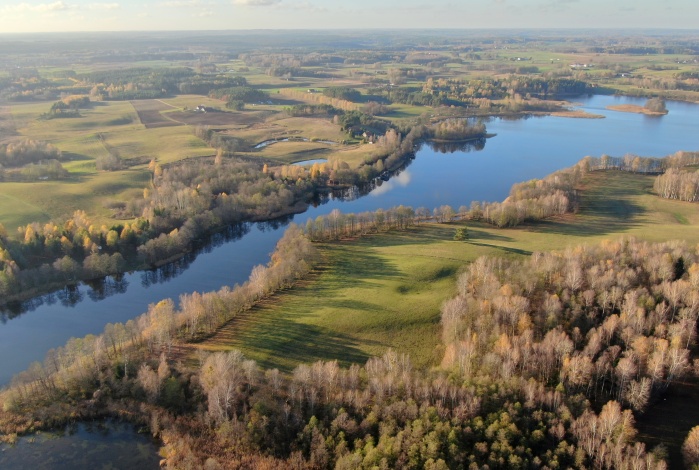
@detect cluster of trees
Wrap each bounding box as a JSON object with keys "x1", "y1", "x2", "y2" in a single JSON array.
[
  {"x1": 74, "y1": 67, "x2": 250, "y2": 101},
  {"x1": 322, "y1": 87, "x2": 362, "y2": 102},
  {"x1": 333, "y1": 110, "x2": 392, "y2": 137},
  {"x1": 580, "y1": 150, "x2": 699, "y2": 174},
  {"x1": 177, "y1": 75, "x2": 247, "y2": 95},
  {"x1": 380, "y1": 86, "x2": 448, "y2": 107},
  {"x1": 442, "y1": 238, "x2": 698, "y2": 409},
  {"x1": 654, "y1": 169, "x2": 699, "y2": 202},
  {"x1": 376, "y1": 77, "x2": 589, "y2": 109},
  {"x1": 361, "y1": 101, "x2": 389, "y2": 116},
  {"x1": 84, "y1": 67, "x2": 192, "y2": 100},
  {"x1": 208, "y1": 86, "x2": 268, "y2": 104},
  {"x1": 303, "y1": 206, "x2": 418, "y2": 241},
  {"x1": 440, "y1": 237, "x2": 699, "y2": 467},
  {"x1": 278, "y1": 89, "x2": 358, "y2": 112},
  {"x1": 16, "y1": 159, "x2": 68, "y2": 181},
  {"x1": 283, "y1": 103, "x2": 339, "y2": 117},
  {"x1": 0, "y1": 210, "x2": 148, "y2": 297},
  {"x1": 431, "y1": 119, "x2": 486, "y2": 141},
  {"x1": 472, "y1": 165, "x2": 580, "y2": 228},
  {"x1": 644, "y1": 97, "x2": 668, "y2": 114},
  {"x1": 0, "y1": 139, "x2": 62, "y2": 168},
  {"x1": 95, "y1": 132, "x2": 124, "y2": 171},
  {"x1": 45, "y1": 95, "x2": 91, "y2": 118},
  {"x1": 193, "y1": 126, "x2": 245, "y2": 153},
  {"x1": 618, "y1": 75, "x2": 699, "y2": 95},
  {"x1": 135, "y1": 156, "x2": 311, "y2": 263}
]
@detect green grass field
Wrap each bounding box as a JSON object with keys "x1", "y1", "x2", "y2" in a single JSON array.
[{"x1": 189, "y1": 170, "x2": 699, "y2": 373}]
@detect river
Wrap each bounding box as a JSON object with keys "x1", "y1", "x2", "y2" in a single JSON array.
[{"x1": 1, "y1": 94, "x2": 698, "y2": 388}]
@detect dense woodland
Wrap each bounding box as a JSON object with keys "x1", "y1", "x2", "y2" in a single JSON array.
[{"x1": 3, "y1": 223, "x2": 699, "y2": 468}]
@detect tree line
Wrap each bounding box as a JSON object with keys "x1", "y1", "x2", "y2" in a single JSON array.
[
  {"x1": 654, "y1": 169, "x2": 699, "y2": 202},
  {"x1": 2, "y1": 224, "x2": 317, "y2": 413}
]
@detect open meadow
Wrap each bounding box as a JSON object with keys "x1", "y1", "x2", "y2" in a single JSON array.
[{"x1": 188, "y1": 170, "x2": 699, "y2": 370}]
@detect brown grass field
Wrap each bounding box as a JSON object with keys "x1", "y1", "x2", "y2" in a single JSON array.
[
  {"x1": 166, "y1": 110, "x2": 266, "y2": 127},
  {"x1": 130, "y1": 100, "x2": 183, "y2": 128}
]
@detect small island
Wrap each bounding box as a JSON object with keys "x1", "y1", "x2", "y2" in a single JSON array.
[
  {"x1": 548, "y1": 109, "x2": 605, "y2": 119},
  {"x1": 607, "y1": 97, "x2": 668, "y2": 116}
]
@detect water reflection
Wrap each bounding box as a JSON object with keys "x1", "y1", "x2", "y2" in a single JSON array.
[
  {"x1": 370, "y1": 169, "x2": 412, "y2": 196},
  {"x1": 86, "y1": 275, "x2": 129, "y2": 302},
  {"x1": 427, "y1": 138, "x2": 486, "y2": 154}
]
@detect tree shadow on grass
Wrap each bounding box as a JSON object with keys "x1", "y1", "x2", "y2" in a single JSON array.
[
  {"x1": 337, "y1": 224, "x2": 464, "y2": 251},
  {"x1": 467, "y1": 227, "x2": 514, "y2": 243},
  {"x1": 314, "y1": 245, "x2": 403, "y2": 294},
  {"x1": 204, "y1": 314, "x2": 374, "y2": 373},
  {"x1": 527, "y1": 172, "x2": 649, "y2": 238},
  {"x1": 468, "y1": 241, "x2": 532, "y2": 257},
  {"x1": 529, "y1": 197, "x2": 646, "y2": 238}
]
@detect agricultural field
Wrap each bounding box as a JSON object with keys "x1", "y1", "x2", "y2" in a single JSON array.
[
  {"x1": 130, "y1": 99, "x2": 183, "y2": 128},
  {"x1": 0, "y1": 94, "x2": 377, "y2": 229}
]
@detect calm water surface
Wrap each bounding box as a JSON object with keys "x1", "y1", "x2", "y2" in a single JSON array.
[
  {"x1": 1, "y1": 94, "x2": 698, "y2": 387},
  {"x1": 0, "y1": 421, "x2": 160, "y2": 469}
]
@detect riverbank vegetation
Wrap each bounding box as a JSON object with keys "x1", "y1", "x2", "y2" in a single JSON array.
[
  {"x1": 2, "y1": 166, "x2": 699, "y2": 467},
  {"x1": 2, "y1": 148, "x2": 697, "y2": 305}
]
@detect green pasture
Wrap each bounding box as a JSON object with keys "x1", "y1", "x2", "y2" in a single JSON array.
[
  {"x1": 0, "y1": 169, "x2": 151, "y2": 228},
  {"x1": 0, "y1": 99, "x2": 219, "y2": 229},
  {"x1": 189, "y1": 170, "x2": 699, "y2": 373}
]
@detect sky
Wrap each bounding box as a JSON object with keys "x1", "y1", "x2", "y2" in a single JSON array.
[{"x1": 0, "y1": 0, "x2": 697, "y2": 33}]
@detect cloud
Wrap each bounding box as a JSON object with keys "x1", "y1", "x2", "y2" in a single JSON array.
[
  {"x1": 232, "y1": 0, "x2": 281, "y2": 6},
  {"x1": 281, "y1": 1, "x2": 327, "y2": 12},
  {"x1": 160, "y1": 0, "x2": 206, "y2": 6},
  {"x1": 88, "y1": 2, "x2": 120, "y2": 9},
  {"x1": 370, "y1": 170, "x2": 411, "y2": 197},
  {"x1": 3, "y1": 1, "x2": 73, "y2": 13},
  {"x1": 539, "y1": 0, "x2": 579, "y2": 12}
]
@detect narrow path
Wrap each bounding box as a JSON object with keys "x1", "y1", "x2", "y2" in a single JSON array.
[
  {"x1": 155, "y1": 99, "x2": 179, "y2": 109},
  {"x1": 0, "y1": 192, "x2": 52, "y2": 221},
  {"x1": 0, "y1": 106, "x2": 19, "y2": 143}
]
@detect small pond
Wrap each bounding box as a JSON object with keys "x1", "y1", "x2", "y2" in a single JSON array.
[{"x1": 0, "y1": 420, "x2": 161, "y2": 470}]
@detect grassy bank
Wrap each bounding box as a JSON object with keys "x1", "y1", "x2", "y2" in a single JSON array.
[{"x1": 187, "y1": 170, "x2": 699, "y2": 371}]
